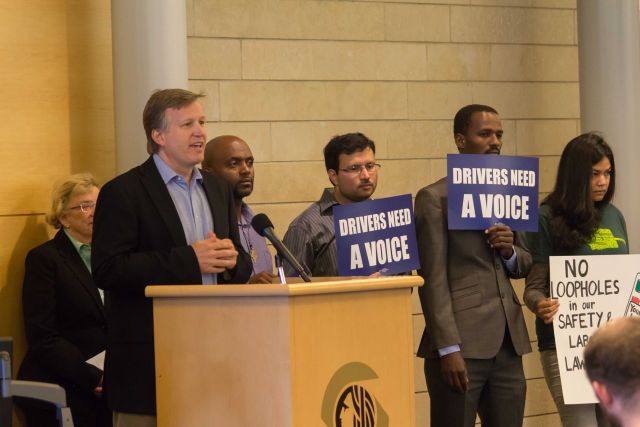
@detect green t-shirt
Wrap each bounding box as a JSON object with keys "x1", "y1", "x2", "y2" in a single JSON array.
[
  {"x1": 527, "y1": 202, "x2": 629, "y2": 351},
  {"x1": 530, "y1": 203, "x2": 629, "y2": 262}
]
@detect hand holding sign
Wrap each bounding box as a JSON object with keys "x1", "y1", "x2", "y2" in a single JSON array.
[
  {"x1": 485, "y1": 224, "x2": 514, "y2": 258},
  {"x1": 535, "y1": 298, "x2": 560, "y2": 324}
]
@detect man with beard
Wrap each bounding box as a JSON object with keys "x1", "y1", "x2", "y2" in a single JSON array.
[
  {"x1": 414, "y1": 104, "x2": 532, "y2": 427},
  {"x1": 283, "y1": 132, "x2": 379, "y2": 277},
  {"x1": 202, "y1": 135, "x2": 275, "y2": 284}
]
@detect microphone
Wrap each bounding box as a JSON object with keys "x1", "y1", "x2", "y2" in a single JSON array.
[{"x1": 251, "y1": 213, "x2": 312, "y2": 282}]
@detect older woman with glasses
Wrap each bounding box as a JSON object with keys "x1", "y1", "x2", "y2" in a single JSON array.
[{"x1": 17, "y1": 173, "x2": 110, "y2": 427}]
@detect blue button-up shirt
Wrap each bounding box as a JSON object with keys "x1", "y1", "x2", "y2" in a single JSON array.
[{"x1": 153, "y1": 154, "x2": 215, "y2": 284}]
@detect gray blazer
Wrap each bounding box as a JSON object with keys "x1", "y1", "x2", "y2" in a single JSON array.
[{"x1": 415, "y1": 177, "x2": 532, "y2": 359}]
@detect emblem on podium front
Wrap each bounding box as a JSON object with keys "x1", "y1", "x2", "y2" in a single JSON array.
[{"x1": 321, "y1": 362, "x2": 388, "y2": 427}]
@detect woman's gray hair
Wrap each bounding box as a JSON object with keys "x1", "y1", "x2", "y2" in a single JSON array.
[{"x1": 46, "y1": 173, "x2": 98, "y2": 229}]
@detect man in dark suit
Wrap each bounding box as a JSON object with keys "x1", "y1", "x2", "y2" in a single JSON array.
[
  {"x1": 92, "y1": 89, "x2": 251, "y2": 427},
  {"x1": 415, "y1": 104, "x2": 532, "y2": 427}
]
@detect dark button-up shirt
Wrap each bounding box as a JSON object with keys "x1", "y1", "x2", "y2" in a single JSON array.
[{"x1": 282, "y1": 188, "x2": 339, "y2": 277}]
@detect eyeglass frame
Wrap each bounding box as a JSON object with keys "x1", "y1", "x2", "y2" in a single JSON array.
[
  {"x1": 337, "y1": 162, "x2": 382, "y2": 175},
  {"x1": 66, "y1": 201, "x2": 96, "y2": 214}
]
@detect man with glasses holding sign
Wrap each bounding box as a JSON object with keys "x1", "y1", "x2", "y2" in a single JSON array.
[{"x1": 283, "y1": 132, "x2": 380, "y2": 277}]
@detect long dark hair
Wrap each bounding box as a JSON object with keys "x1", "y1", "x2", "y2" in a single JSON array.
[{"x1": 544, "y1": 132, "x2": 615, "y2": 251}]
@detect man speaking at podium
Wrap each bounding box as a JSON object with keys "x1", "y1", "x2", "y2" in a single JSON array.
[
  {"x1": 415, "y1": 104, "x2": 531, "y2": 427},
  {"x1": 92, "y1": 89, "x2": 251, "y2": 427}
]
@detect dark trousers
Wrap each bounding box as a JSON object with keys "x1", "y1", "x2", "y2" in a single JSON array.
[{"x1": 424, "y1": 332, "x2": 526, "y2": 427}]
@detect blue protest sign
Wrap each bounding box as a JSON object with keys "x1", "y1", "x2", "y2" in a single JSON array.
[
  {"x1": 447, "y1": 154, "x2": 539, "y2": 231},
  {"x1": 333, "y1": 194, "x2": 420, "y2": 276}
]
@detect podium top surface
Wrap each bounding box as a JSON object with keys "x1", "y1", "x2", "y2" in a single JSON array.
[{"x1": 145, "y1": 275, "x2": 423, "y2": 298}]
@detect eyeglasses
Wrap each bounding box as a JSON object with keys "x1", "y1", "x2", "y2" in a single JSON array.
[
  {"x1": 338, "y1": 163, "x2": 382, "y2": 175},
  {"x1": 67, "y1": 201, "x2": 96, "y2": 214}
]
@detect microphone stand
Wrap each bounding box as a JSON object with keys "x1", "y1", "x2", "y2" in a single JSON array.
[{"x1": 274, "y1": 254, "x2": 287, "y2": 285}]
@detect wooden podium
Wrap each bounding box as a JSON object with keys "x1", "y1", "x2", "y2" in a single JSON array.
[{"x1": 146, "y1": 275, "x2": 422, "y2": 427}]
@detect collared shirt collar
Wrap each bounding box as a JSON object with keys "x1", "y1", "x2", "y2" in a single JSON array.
[
  {"x1": 153, "y1": 153, "x2": 202, "y2": 185},
  {"x1": 63, "y1": 228, "x2": 88, "y2": 251},
  {"x1": 318, "y1": 187, "x2": 339, "y2": 214}
]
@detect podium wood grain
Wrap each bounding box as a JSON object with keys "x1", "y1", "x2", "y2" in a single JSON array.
[{"x1": 147, "y1": 276, "x2": 422, "y2": 427}]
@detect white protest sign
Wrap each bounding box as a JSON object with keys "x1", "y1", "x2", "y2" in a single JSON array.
[{"x1": 550, "y1": 254, "x2": 640, "y2": 404}]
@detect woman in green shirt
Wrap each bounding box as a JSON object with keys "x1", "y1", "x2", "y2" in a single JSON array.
[{"x1": 525, "y1": 132, "x2": 628, "y2": 427}]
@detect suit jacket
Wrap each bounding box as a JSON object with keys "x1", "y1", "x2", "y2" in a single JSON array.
[
  {"x1": 18, "y1": 229, "x2": 106, "y2": 396},
  {"x1": 415, "y1": 177, "x2": 532, "y2": 360},
  {"x1": 92, "y1": 156, "x2": 251, "y2": 415}
]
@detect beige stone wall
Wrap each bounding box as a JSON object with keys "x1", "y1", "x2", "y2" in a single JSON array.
[
  {"x1": 0, "y1": 0, "x2": 580, "y2": 425},
  {"x1": 187, "y1": 0, "x2": 580, "y2": 425},
  {"x1": 0, "y1": 1, "x2": 114, "y2": 425}
]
